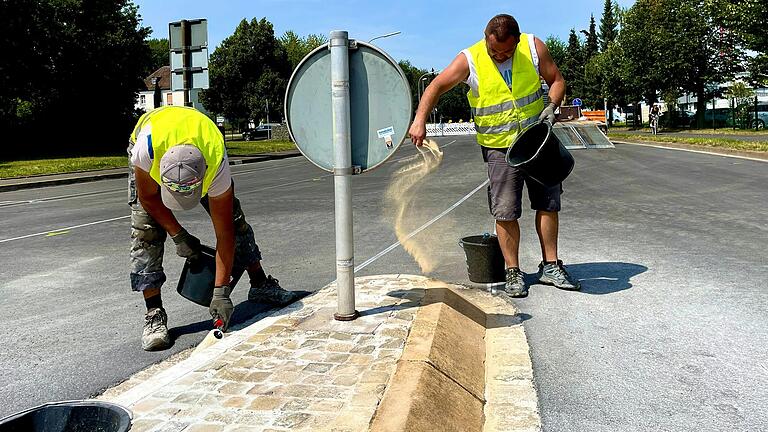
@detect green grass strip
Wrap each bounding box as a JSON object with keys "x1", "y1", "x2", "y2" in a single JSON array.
[
  {"x1": 0, "y1": 156, "x2": 128, "y2": 179},
  {"x1": 608, "y1": 132, "x2": 768, "y2": 152},
  {"x1": 1, "y1": 140, "x2": 298, "y2": 179},
  {"x1": 225, "y1": 140, "x2": 296, "y2": 156}
]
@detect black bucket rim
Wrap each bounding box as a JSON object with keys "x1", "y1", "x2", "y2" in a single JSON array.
[
  {"x1": 506, "y1": 121, "x2": 552, "y2": 168},
  {"x1": 0, "y1": 399, "x2": 133, "y2": 427},
  {"x1": 459, "y1": 233, "x2": 499, "y2": 248}
]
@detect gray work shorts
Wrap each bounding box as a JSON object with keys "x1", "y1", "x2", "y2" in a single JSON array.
[
  {"x1": 127, "y1": 142, "x2": 262, "y2": 292},
  {"x1": 482, "y1": 146, "x2": 562, "y2": 221}
]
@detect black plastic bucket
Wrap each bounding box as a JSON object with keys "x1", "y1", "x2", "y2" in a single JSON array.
[
  {"x1": 0, "y1": 400, "x2": 132, "y2": 432},
  {"x1": 506, "y1": 121, "x2": 575, "y2": 187},
  {"x1": 177, "y1": 245, "x2": 244, "y2": 307},
  {"x1": 459, "y1": 234, "x2": 506, "y2": 283}
]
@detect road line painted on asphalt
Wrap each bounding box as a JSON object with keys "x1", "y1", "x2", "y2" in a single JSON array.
[
  {"x1": 354, "y1": 178, "x2": 489, "y2": 273},
  {"x1": 0, "y1": 189, "x2": 125, "y2": 207},
  {"x1": 614, "y1": 140, "x2": 768, "y2": 163},
  {"x1": 0, "y1": 215, "x2": 129, "y2": 244}
]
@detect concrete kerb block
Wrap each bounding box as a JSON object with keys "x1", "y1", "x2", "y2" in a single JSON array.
[
  {"x1": 370, "y1": 361, "x2": 484, "y2": 432},
  {"x1": 372, "y1": 278, "x2": 540, "y2": 432}
]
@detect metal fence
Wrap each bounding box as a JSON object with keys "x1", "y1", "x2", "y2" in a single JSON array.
[{"x1": 426, "y1": 122, "x2": 477, "y2": 136}]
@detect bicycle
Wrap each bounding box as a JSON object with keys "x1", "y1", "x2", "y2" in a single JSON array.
[{"x1": 649, "y1": 114, "x2": 659, "y2": 135}]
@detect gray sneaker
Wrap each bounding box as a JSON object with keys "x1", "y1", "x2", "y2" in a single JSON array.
[
  {"x1": 248, "y1": 276, "x2": 304, "y2": 306},
  {"x1": 142, "y1": 308, "x2": 171, "y2": 351},
  {"x1": 538, "y1": 260, "x2": 581, "y2": 291},
  {"x1": 502, "y1": 267, "x2": 528, "y2": 298}
]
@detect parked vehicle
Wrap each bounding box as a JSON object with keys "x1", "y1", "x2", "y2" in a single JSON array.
[
  {"x1": 242, "y1": 123, "x2": 278, "y2": 140},
  {"x1": 701, "y1": 108, "x2": 733, "y2": 128},
  {"x1": 659, "y1": 110, "x2": 695, "y2": 128},
  {"x1": 746, "y1": 104, "x2": 768, "y2": 130}
]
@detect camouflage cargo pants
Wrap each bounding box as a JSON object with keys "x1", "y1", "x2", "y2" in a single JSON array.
[{"x1": 128, "y1": 143, "x2": 261, "y2": 292}]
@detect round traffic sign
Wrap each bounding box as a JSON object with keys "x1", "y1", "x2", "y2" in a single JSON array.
[
  {"x1": 284, "y1": 41, "x2": 412, "y2": 173},
  {"x1": 572, "y1": 98, "x2": 583, "y2": 107}
]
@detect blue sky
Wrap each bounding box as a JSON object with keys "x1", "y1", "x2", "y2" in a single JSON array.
[{"x1": 133, "y1": 0, "x2": 636, "y2": 70}]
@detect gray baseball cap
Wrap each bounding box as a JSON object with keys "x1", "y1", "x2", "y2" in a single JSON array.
[{"x1": 159, "y1": 144, "x2": 207, "y2": 211}]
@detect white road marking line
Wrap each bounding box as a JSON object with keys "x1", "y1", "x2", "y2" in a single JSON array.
[
  {"x1": 614, "y1": 140, "x2": 768, "y2": 163},
  {"x1": 0, "y1": 215, "x2": 130, "y2": 244},
  {"x1": 354, "y1": 179, "x2": 489, "y2": 273}
]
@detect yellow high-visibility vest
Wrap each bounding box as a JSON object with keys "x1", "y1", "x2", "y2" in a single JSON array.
[
  {"x1": 131, "y1": 106, "x2": 224, "y2": 196},
  {"x1": 467, "y1": 33, "x2": 545, "y2": 148}
]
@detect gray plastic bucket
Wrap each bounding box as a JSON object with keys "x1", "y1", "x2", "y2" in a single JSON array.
[
  {"x1": 177, "y1": 245, "x2": 244, "y2": 307},
  {"x1": 0, "y1": 400, "x2": 132, "y2": 432},
  {"x1": 459, "y1": 234, "x2": 506, "y2": 283},
  {"x1": 506, "y1": 121, "x2": 575, "y2": 187}
]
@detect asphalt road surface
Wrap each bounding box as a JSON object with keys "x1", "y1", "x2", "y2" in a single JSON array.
[{"x1": 1, "y1": 137, "x2": 766, "y2": 432}]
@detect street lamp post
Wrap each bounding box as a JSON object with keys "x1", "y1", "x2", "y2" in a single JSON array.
[
  {"x1": 417, "y1": 69, "x2": 438, "y2": 103},
  {"x1": 368, "y1": 31, "x2": 401, "y2": 43}
]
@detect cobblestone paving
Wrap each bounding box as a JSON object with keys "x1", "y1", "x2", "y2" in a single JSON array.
[{"x1": 101, "y1": 275, "x2": 429, "y2": 432}]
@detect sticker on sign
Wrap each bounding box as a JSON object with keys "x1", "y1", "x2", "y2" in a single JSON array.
[{"x1": 377, "y1": 126, "x2": 395, "y2": 138}]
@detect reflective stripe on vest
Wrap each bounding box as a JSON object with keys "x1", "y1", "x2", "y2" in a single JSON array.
[
  {"x1": 130, "y1": 106, "x2": 224, "y2": 197},
  {"x1": 466, "y1": 34, "x2": 544, "y2": 148}
]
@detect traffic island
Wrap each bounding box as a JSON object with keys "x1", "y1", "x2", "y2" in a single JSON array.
[{"x1": 98, "y1": 275, "x2": 540, "y2": 431}]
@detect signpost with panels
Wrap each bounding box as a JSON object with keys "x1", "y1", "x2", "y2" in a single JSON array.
[{"x1": 169, "y1": 19, "x2": 209, "y2": 106}]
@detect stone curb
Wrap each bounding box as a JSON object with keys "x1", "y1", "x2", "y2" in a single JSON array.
[
  {"x1": 0, "y1": 151, "x2": 303, "y2": 193},
  {"x1": 371, "y1": 281, "x2": 541, "y2": 432},
  {"x1": 97, "y1": 276, "x2": 540, "y2": 431},
  {"x1": 611, "y1": 139, "x2": 768, "y2": 161}
]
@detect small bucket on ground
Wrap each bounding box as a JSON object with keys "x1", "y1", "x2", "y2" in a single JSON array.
[
  {"x1": 0, "y1": 400, "x2": 132, "y2": 432},
  {"x1": 506, "y1": 121, "x2": 575, "y2": 187},
  {"x1": 177, "y1": 245, "x2": 245, "y2": 307},
  {"x1": 459, "y1": 234, "x2": 506, "y2": 283}
]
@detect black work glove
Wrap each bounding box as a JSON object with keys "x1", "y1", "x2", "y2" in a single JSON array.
[
  {"x1": 171, "y1": 228, "x2": 201, "y2": 261},
  {"x1": 538, "y1": 102, "x2": 557, "y2": 124},
  {"x1": 209, "y1": 285, "x2": 234, "y2": 332}
]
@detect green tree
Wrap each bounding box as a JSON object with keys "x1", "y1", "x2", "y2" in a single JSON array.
[
  {"x1": 279, "y1": 31, "x2": 328, "y2": 70},
  {"x1": 145, "y1": 38, "x2": 169, "y2": 75},
  {"x1": 584, "y1": 15, "x2": 599, "y2": 59},
  {"x1": 561, "y1": 29, "x2": 584, "y2": 102},
  {"x1": 545, "y1": 36, "x2": 567, "y2": 69},
  {"x1": 437, "y1": 85, "x2": 471, "y2": 122},
  {"x1": 0, "y1": 0, "x2": 151, "y2": 158},
  {"x1": 599, "y1": 0, "x2": 618, "y2": 51},
  {"x1": 708, "y1": 0, "x2": 767, "y2": 85},
  {"x1": 201, "y1": 18, "x2": 291, "y2": 128},
  {"x1": 398, "y1": 60, "x2": 427, "y2": 117}
]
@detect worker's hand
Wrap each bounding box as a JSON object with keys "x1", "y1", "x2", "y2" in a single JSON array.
[
  {"x1": 171, "y1": 228, "x2": 201, "y2": 261},
  {"x1": 209, "y1": 285, "x2": 234, "y2": 332},
  {"x1": 408, "y1": 119, "x2": 427, "y2": 147},
  {"x1": 539, "y1": 103, "x2": 557, "y2": 124}
]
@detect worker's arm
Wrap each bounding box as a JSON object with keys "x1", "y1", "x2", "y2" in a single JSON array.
[
  {"x1": 408, "y1": 53, "x2": 470, "y2": 146},
  {"x1": 134, "y1": 166, "x2": 183, "y2": 236},
  {"x1": 535, "y1": 37, "x2": 565, "y2": 107},
  {"x1": 207, "y1": 184, "x2": 235, "y2": 287}
]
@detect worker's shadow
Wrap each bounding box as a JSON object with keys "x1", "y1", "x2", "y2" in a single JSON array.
[
  {"x1": 168, "y1": 291, "x2": 312, "y2": 339},
  {"x1": 527, "y1": 261, "x2": 647, "y2": 295}
]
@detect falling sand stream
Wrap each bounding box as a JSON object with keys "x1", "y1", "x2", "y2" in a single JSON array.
[{"x1": 385, "y1": 139, "x2": 452, "y2": 273}]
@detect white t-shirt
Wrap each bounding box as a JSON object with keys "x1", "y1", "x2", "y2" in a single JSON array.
[
  {"x1": 462, "y1": 33, "x2": 541, "y2": 97},
  {"x1": 131, "y1": 123, "x2": 232, "y2": 197}
]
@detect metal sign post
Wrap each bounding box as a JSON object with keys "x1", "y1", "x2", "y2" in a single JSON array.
[
  {"x1": 284, "y1": 30, "x2": 412, "y2": 322},
  {"x1": 329, "y1": 31, "x2": 358, "y2": 321}
]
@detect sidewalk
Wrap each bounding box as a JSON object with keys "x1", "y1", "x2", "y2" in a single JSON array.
[
  {"x1": 98, "y1": 275, "x2": 541, "y2": 432},
  {"x1": 0, "y1": 151, "x2": 303, "y2": 193}
]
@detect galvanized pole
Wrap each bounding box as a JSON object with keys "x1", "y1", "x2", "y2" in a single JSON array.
[{"x1": 330, "y1": 30, "x2": 358, "y2": 321}]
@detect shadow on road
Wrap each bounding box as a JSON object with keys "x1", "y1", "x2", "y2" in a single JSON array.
[
  {"x1": 358, "y1": 287, "x2": 532, "y2": 329},
  {"x1": 552, "y1": 261, "x2": 648, "y2": 295},
  {"x1": 168, "y1": 291, "x2": 312, "y2": 339}
]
